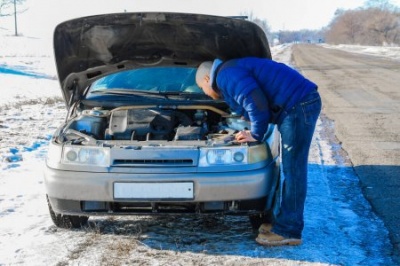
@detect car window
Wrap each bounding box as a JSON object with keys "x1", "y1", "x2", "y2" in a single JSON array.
[{"x1": 87, "y1": 67, "x2": 203, "y2": 95}]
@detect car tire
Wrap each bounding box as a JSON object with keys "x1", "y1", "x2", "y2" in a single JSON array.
[{"x1": 47, "y1": 196, "x2": 89, "y2": 229}]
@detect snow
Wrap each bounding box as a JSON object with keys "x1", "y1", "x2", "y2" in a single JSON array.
[
  {"x1": 321, "y1": 44, "x2": 400, "y2": 61},
  {"x1": 1, "y1": 24, "x2": 400, "y2": 265}
]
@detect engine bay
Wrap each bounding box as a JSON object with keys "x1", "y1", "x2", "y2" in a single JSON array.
[{"x1": 59, "y1": 106, "x2": 251, "y2": 146}]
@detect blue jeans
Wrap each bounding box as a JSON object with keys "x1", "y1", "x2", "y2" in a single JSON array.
[{"x1": 271, "y1": 90, "x2": 322, "y2": 239}]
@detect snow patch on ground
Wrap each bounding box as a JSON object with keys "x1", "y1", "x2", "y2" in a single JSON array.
[{"x1": 321, "y1": 44, "x2": 400, "y2": 61}]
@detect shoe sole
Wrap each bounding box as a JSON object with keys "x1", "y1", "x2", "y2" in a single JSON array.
[{"x1": 255, "y1": 237, "x2": 302, "y2": 246}]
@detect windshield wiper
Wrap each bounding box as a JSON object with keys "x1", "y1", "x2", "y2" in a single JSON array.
[
  {"x1": 163, "y1": 91, "x2": 214, "y2": 100},
  {"x1": 160, "y1": 91, "x2": 194, "y2": 95},
  {"x1": 90, "y1": 89, "x2": 167, "y2": 99}
]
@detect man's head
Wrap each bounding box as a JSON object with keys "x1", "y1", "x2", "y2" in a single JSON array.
[{"x1": 196, "y1": 61, "x2": 220, "y2": 99}]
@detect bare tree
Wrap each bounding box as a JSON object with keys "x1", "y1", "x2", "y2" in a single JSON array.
[
  {"x1": 363, "y1": 0, "x2": 398, "y2": 11},
  {"x1": 365, "y1": 8, "x2": 400, "y2": 45},
  {"x1": 326, "y1": 9, "x2": 365, "y2": 44},
  {"x1": 0, "y1": 0, "x2": 26, "y2": 35},
  {"x1": 0, "y1": 0, "x2": 24, "y2": 17},
  {"x1": 325, "y1": 6, "x2": 400, "y2": 45}
]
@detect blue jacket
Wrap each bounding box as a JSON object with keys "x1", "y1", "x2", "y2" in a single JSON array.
[{"x1": 210, "y1": 57, "x2": 317, "y2": 141}]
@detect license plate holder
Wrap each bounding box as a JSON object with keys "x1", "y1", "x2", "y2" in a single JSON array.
[{"x1": 113, "y1": 182, "x2": 194, "y2": 200}]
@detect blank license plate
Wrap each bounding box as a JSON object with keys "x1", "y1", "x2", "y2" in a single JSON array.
[{"x1": 114, "y1": 182, "x2": 194, "y2": 200}]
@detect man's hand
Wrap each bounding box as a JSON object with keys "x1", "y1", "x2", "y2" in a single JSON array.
[{"x1": 235, "y1": 130, "x2": 257, "y2": 143}]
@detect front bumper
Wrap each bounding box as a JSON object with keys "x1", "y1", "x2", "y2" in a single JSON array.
[{"x1": 44, "y1": 162, "x2": 279, "y2": 215}]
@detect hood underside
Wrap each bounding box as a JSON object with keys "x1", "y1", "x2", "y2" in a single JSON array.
[{"x1": 53, "y1": 12, "x2": 271, "y2": 104}]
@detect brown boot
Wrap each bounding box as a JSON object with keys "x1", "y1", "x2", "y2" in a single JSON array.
[
  {"x1": 258, "y1": 223, "x2": 273, "y2": 234},
  {"x1": 256, "y1": 231, "x2": 302, "y2": 246}
]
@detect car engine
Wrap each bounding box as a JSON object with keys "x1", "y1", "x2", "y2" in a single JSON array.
[{"x1": 60, "y1": 106, "x2": 250, "y2": 146}]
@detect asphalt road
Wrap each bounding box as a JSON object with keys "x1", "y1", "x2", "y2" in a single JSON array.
[{"x1": 292, "y1": 44, "x2": 400, "y2": 263}]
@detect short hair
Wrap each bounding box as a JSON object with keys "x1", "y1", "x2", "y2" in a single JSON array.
[{"x1": 195, "y1": 61, "x2": 212, "y2": 85}]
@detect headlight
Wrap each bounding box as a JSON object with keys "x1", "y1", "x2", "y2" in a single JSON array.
[
  {"x1": 199, "y1": 143, "x2": 268, "y2": 167},
  {"x1": 199, "y1": 147, "x2": 247, "y2": 166},
  {"x1": 62, "y1": 146, "x2": 110, "y2": 167}
]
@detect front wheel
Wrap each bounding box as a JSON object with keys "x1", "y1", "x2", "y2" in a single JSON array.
[{"x1": 47, "y1": 196, "x2": 89, "y2": 229}]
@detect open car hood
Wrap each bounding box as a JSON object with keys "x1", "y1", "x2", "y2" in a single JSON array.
[{"x1": 53, "y1": 12, "x2": 271, "y2": 106}]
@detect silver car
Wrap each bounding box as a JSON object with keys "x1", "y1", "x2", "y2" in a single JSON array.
[{"x1": 44, "y1": 12, "x2": 280, "y2": 228}]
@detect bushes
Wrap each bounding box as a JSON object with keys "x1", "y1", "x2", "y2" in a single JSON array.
[{"x1": 325, "y1": 7, "x2": 400, "y2": 45}]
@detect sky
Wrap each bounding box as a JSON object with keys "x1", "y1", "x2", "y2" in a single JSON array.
[{"x1": 3, "y1": 0, "x2": 399, "y2": 40}]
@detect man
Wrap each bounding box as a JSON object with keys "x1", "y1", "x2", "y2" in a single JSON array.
[{"x1": 196, "y1": 57, "x2": 321, "y2": 246}]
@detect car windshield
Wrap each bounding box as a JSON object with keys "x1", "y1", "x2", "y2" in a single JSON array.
[{"x1": 86, "y1": 67, "x2": 204, "y2": 98}]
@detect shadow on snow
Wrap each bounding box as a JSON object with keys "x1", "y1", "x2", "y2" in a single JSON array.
[{"x1": 0, "y1": 64, "x2": 53, "y2": 79}]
